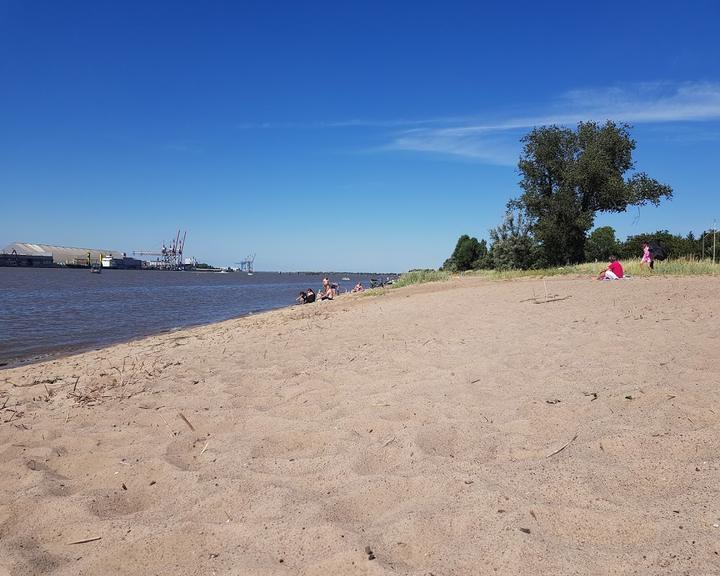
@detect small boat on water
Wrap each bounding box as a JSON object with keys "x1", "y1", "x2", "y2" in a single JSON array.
[
  {"x1": 90, "y1": 265, "x2": 102, "y2": 274},
  {"x1": 341, "y1": 277, "x2": 350, "y2": 281}
]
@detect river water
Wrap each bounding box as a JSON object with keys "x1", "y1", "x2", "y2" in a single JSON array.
[{"x1": 0, "y1": 268, "x2": 382, "y2": 366}]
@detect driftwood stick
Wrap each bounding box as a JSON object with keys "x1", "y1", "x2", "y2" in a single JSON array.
[
  {"x1": 546, "y1": 433, "x2": 578, "y2": 458},
  {"x1": 533, "y1": 295, "x2": 572, "y2": 304},
  {"x1": 382, "y1": 436, "x2": 397, "y2": 447},
  {"x1": 178, "y1": 413, "x2": 195, "y2": 431},
  {"x1": 69, "y1": 536, "x2": 102, "y2": 545}
]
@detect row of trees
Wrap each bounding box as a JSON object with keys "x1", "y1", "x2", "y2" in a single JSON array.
[
  {"x1": 442, "y1": 121, "x2": 701, "y2": 271},
  {"x1": 586, "y1": 227, "x2": 718, "y2": 262},
  {"x1": 444, "y1": 226, "x2": 717, "y2": 272}
]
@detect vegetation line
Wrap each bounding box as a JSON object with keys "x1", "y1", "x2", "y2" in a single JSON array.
[
  {"x1": 390, "y1": 270, "x2": 450, "y2": 288},
  {"x1": 465, "y1": 258, "x2": 719, "y2": 279},
  {"x1": 390, "y1": 259, "x2": 717, "y2": 290}
]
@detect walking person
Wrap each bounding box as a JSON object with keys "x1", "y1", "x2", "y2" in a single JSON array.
[{"x1": 640, "y1": 243, "x2": 653, "y2": 270}]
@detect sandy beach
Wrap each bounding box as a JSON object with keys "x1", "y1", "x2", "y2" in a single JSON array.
[{"x1": 1, "y1": 275, "x2": 719, "y2": 575}]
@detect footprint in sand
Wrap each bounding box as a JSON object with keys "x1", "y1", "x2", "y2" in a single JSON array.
[
  {"x1": 87, "y1": 487, "x2": 147, "y2": 519},
  {"x1": 24, "y1": 457, "x2": 77, "y2": 497},
  {"x1": 163, "y1": 433, "x2": 205, "y2": 471},
  {"x1": 414, "y1": 424, "x2": 459, "y2": 458},
  {"x1": 3, "y1": 536, "x2": 65, "y2": 574}
]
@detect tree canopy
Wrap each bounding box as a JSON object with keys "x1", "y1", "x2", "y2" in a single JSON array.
[
  {"x1": 516, "y1": 121, "x2": 673, "y2": 265},
  {"x1": 440, "y1": 122, "x2": 680, "y2": 272},
  {"x1": 585, "y1": 226, "x2": 619, "y2": 262},
  {"x1": 442, "y1": 234, "x2": 489, "y2": 271},
  {"x1": 488, "y1": 207, "x2": 538, "y2": 270}
]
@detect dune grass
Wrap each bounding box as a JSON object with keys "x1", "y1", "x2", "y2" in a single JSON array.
[
  {"x1": 390, "y1": 269, "x2": 450, "y2": 288},
  {"x1": 388, "y1": 258, "x2": 719, "y2": 289},
  {"x1": 468, "y1": 258, "x2": 719, "y2": 280}
]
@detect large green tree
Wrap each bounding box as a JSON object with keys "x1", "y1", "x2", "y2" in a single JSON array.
[
  {"x1": 585, "y1": 226, "x2": 619, "y2": 262},
  {"x1": 442, "y1": 234, "x2": 490, "y2": 271},
  {"x1": 516, "y1": 121, "x2": 673, "y2": 265}
]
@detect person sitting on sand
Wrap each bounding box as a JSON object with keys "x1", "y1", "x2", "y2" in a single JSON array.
[
  {"x1": 352, "y1": 282, "x2": 364, "y2": 293},
  {"x1": 598, "y1": 256, "x2": 624, "y2": 280},
  {"x1": 296, "y1": 291, "x2": 307, "y2": 304},
  {"x1": 319, "y1": 277, "x2": 334, "y2": 300},
  {"x1": 305, "y1": 288, "x2": 316, "y2": 303}
]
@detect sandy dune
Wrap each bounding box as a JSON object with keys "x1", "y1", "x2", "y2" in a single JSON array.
[{"x1": 1, "y1": 275, "x2": 719, "y2": 575}]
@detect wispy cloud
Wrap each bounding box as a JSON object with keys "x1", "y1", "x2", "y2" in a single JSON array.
[
  {"x1": 234, "y1": 82, "x2": 720, "y2": 165},
  {"x1": 386, "y1": 81, "x2": 720, "y2": 164},
  {"x1": 235, "y1": 116, "x2": 466, "y2": 130}
]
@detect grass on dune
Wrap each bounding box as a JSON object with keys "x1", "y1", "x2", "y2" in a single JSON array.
[
  {"x1": 468, "y1": 258, "x2": 719, "y2": 280},
  {"x1": 389, "y1": 270, "x2": 450, "y2": 288},
  {"x1": 388, "y1": 258, "x2": 719, "y2": 289}
]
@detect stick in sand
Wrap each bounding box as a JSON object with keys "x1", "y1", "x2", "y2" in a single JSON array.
[
  {"x1": 69, "y1": 536, "x2": 102, "y2": 545},
  {"x1": 533, "y1": 295, "x2": 572, "y2": 304},
  {"x1": 178, "y1": 412, "x2": 195, "y2": 431},
  {"x1": 546, "y1": 433, "x2": 578, "y2": 458}
]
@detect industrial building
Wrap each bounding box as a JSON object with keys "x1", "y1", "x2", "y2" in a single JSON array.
[
  {"x1": 0, "y1": 250, "x2": 53, "y2": 267},
  {"x1": 1, "y1": 242, "x2": 142, "y2": 269}
]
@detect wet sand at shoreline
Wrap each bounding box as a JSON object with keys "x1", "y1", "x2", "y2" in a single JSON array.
[{"x1": 1, "y1": 275, "x2": 719, "y2": 575}]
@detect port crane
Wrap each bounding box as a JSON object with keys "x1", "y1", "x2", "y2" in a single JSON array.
[
  {"x1": 236, "y1": 253, "x2": 256, "y2": 273},
  {"x1": 134, "y1": 230, "x2": 187, "y2": 270}
]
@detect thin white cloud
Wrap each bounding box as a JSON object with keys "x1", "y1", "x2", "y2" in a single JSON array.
[
  {"x1": 235, "y1": 116, "x2": 467, "y2": 130},
  {"x1": 387, "y1": 81, "x2": 720, "y2": 164}
]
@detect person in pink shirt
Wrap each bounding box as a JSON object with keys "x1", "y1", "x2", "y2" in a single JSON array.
[
  {"x1": 640, "y1": 243, "x2": 653, "y2": 269},
  {"x1": 598, "y1": 256, "x2": 624, "y2": 280}
]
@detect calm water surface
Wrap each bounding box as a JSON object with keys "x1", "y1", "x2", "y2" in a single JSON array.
[{"x1": 0, "y1": 268, "x2": 378, "y2": 365}]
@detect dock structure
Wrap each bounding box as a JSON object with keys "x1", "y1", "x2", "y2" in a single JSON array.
[
  {"x1": 237, "y1": 253, "x2": 256, "y2": 273},
  {"x1": 133, "y1": 230, "x2": 187, "y2": 270},
  {"x1": 0, "y1": 242, "x2": 140, "y2": 268},
  {"x1": 0, "y1": 250, "x2": 53, "y2": 267}
]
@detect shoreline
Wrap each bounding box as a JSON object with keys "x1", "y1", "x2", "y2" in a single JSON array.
[
  {"x1": 0, "y1": 267, "x2": 384, "y2": 369},
  {"x1": 2, "y1": 275, "x2": 719, "y2": 574},
  {"x1": 0, "y1": 301, "x2": 297, "y2": 371},
  {"x1": 0, "y1": 287, "x2": 377, "y2": 370}
]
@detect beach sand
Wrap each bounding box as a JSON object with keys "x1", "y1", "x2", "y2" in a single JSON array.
[{"x1": 1, "y1": 275, "x2": 719, "y2": 575}]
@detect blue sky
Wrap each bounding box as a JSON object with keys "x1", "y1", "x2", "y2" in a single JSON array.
[{"x1": 1, "y1": 1, "x2": 719, "y2": 271}]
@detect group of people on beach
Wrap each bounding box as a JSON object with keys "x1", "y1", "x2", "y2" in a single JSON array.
[
  {"x1": 597, "y1": 243, "x2": 658, "y2": 280},
  {"x1": 296, "y1": 277, "x2": 366, "y2": 304},
  {"x1": 296, "y1": 277, "x2": 334, "y2": 304}
]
